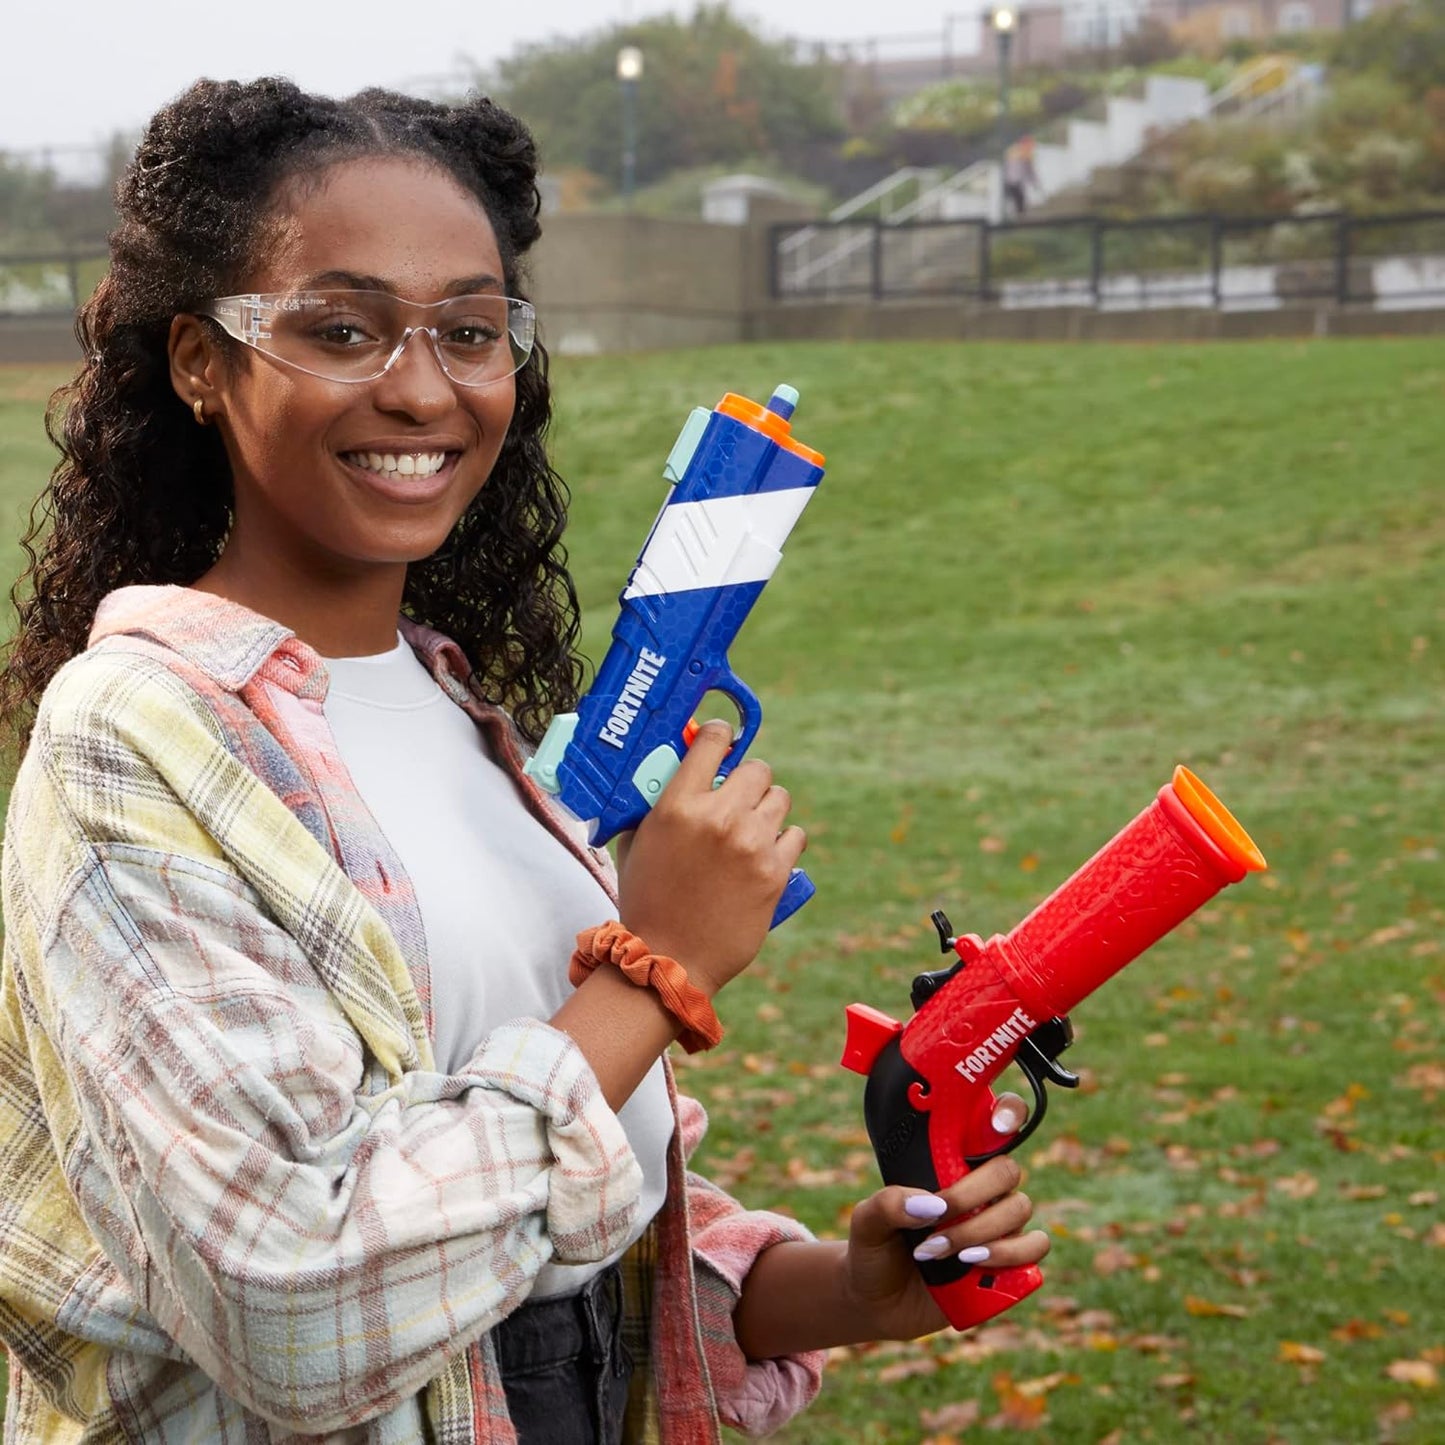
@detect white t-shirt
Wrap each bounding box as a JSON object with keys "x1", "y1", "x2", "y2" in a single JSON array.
[{"x1": 321, "y1": 636, "x2": 673, "y2": 1299}]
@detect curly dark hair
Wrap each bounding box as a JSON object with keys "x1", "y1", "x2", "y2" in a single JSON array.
[{"x1": 3, "y1": 77, "x2": 583, "y2": 750}]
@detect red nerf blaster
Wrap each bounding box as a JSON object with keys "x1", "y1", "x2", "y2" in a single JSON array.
[{"x1": 841, "y1": 766, "x2": 1267, "y2": 1332}]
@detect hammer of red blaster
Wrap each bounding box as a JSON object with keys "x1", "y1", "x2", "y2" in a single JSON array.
[{"x1": 841, "y1": 766, "x2": 1267, "y2": 1331}]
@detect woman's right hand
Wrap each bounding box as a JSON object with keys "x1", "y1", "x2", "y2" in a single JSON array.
[{"x1": 615, "y1": 720, "x2": 806, "y2": 997}]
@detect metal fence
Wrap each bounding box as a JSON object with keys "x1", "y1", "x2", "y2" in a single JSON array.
[
  {"x1": 0, "y1": 250, "x2": 109, "y2": 318},
  {"x1": 771, "y1": 210, "x2": 1445, "y2": 312}
]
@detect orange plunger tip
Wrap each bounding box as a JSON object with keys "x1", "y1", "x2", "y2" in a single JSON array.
[{"x1": 1171, "y1": 766, "x2": 1267, "y2": 874}]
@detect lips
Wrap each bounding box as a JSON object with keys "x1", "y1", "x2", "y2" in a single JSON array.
[{"x1": 336, "y1": 447, "x2": 462, "y2": 502}]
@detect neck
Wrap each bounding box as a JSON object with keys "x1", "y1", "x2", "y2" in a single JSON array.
[{"x1": 193, "y1": 532, "x2": 407, "y2": 658}]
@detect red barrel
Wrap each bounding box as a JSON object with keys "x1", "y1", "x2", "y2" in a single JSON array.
[{"x1": 991, "y1": 767, "x2": 1266, "y2": 1022}]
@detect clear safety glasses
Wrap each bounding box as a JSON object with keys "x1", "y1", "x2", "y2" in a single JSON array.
[{"x1": 198, "y1": 290, "x2": 536, "y2": 388}]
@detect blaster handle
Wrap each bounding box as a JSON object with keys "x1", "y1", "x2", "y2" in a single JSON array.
[
  {"x1": 857, "y1": 1032, "x2": 1047, "y2": 1331},
  {"x1": 771, "y1": 869, "x2": 815, "y2": 928}
]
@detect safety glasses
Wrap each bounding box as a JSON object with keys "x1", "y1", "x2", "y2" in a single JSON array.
[{"x1": 198, "y1": 290, "x2": 536, "y2": 388}]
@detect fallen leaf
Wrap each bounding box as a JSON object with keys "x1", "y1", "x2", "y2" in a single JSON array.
[
  {"x1": 1278, "y1": 1341, "x2": 1326, "y2": 1365},
  {"x1": 979, "y1": 835, "x2": 1007, "y2": 854},
  {"x1": 1273, "y1": 1171, "x2": 1320, "y2": 1199},
  {"x1": 920, "y1": 1401, "x2": 982, "y2": 1433},
  {"x1": 1155, "y1": 1372, "x2": 1195, "y2": 1390},
  {"x1": 1385, "y1": 1359, "x2": 1439, "y2": 1388},
  {"x1": 987, "y1": 1370, "x2": 1049, "y2": 1430},
  {"x1": 1015, "y1": 1371, "x2": 1078, "y2": 1398},
  {"x1": 1339, "y1": 1184, "x2": 1388, "y2": 1200},
  {"x1": 1184, "y1": 1295, "x2": 1249, "y2": 1319},
  {"x1": 878, "y1": 1356, "x2": 939, "y2": 1384},
  {"x1": 1331, "y1": 1318, "x2": 1385, "y2": 1342},
  {"x1": 1092, "y1": 1246, "x2": 1137, "y2": 1276}
]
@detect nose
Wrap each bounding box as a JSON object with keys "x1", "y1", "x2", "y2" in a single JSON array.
[{"x1": 372, "y1": 327, "x2": 455, "y2": 421}]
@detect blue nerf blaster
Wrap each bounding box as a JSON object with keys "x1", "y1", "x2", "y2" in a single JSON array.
[{"x1": 525, "y1": 383, "x2": 825, "y2": 928}]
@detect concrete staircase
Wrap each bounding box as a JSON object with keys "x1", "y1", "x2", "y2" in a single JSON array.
[{"x1": 776, "y1": 59, "x2": 1323, "y2": 299}]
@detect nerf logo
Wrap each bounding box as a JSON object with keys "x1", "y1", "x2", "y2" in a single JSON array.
[
  {"x1": 597, "y1": 648, "x2": 668, "y2": 750},
  {"x1": 954, "y1": 1006, "x2": 1038, "y2": 1082}
]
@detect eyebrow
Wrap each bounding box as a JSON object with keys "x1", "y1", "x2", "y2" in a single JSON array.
[{"x1": 295, "y1": 270, "x2": 504, "y2": 296}]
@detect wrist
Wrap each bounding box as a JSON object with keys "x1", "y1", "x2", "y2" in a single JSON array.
[{"x1": 570, "y1": 922, "x2": 724, "y2": 1054}]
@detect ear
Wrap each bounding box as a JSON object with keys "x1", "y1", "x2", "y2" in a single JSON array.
[{"x1": 168, "y1": 314, "x2": 225, "y2": 423}]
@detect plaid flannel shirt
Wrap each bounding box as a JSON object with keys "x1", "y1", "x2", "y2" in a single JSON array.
[{"x1": 0, "y1": 585, "x2": 825, "y2": 1442}]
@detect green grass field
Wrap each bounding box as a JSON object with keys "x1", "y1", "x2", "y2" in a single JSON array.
[{"x1": 1, "y1": 338, "x2": 1441, "y2": 1442}]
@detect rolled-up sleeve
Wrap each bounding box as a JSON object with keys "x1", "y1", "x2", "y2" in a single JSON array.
[{"x1": 676, "y1": 1095, "x2": 826, "y2": 1436}]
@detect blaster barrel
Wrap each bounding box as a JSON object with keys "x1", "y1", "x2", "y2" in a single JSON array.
[{"x1": 989, "y1": 766, "x2": 1266, "y2": 1024}]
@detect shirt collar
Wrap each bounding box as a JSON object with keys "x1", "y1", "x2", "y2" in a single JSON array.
[{"x1": 88, "y1": 585, "x2": 476, "y2": 703}]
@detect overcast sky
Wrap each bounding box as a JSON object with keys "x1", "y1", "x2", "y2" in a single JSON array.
[{"x1": 6, "y1": 0, "x2": 985, "y2": 154}]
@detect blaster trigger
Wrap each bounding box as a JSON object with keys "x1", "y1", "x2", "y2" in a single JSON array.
[
  {"x1": 1020, "y1": 1017, "x2": 1080, "y2": 1089},
  {"x1": 962, "y1": 1022, "x2": 1077, "y2": 1167}
]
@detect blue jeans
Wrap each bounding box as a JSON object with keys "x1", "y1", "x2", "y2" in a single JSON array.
[{"x1": 494, "y1": 1265, "x2": 635, "y2": 1444}]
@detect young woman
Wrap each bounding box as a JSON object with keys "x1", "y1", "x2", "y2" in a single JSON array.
[{"x1": 0, "y1": 79, "x2": 1049, "y2": 1443}]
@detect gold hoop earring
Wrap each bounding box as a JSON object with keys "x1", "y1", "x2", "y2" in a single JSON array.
[{"x1": 193, "y1": 397, "x2": 207, "y2": 426}]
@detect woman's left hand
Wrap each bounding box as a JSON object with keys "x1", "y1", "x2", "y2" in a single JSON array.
[{"x1": 840, "y1": 1146, "x2": 1050, "y2": 1342}]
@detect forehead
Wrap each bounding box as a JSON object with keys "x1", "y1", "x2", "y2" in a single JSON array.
[{"x1": 250, "y1": 155, "x2": 505, "y2": 297}]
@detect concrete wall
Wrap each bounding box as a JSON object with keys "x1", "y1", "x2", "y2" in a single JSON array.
[
  {"x1": 528, "y1": 204, "x2": 804, "y2": 356},
  {"x1": 5, "y1": 211, "x2": 1444, "y2": 369},
  {"x1": 529, "y1": 214, "x2": 750, "y2": 356},
  {"x1": 0, "y1": 314, "x2": 83, "y2": 365}
]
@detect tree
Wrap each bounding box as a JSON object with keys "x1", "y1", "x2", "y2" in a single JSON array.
[
  {"x1": 1330, "y1": 0, "x2": 1445, "y2": 99},
  {"x1": 488, "y1": 5, "x2": 842, "y2": 190}
]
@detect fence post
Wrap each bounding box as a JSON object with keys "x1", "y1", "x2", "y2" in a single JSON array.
[
  {"x1": 979, "y1": 222, "x2": 992, "y2": 302},
  {"x1": 870, "y1": 221, "x2": 884, "y2": 300},
  {"x1": 1335, "y1": 216, "x2": 1351, "y2": 304},
  {"x1": 1209, "y1": 216, "x2": 1223, "y2": 309},
  {"x1": 768, "y1": 224, "x2": 782, "y2": 301},
  {"x1": 67, "y1": 256, "x2": 81, "y2": 310},
  {"x1": 1089, "y1": 221, "x2": 1103, "y2": 308}
]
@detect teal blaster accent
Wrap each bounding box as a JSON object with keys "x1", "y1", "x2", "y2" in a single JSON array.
[
  {"x1": 523, "y1": 712, "x2": 578, "y2": 794},
  {"x1": 663, "y1": 407, "x2": 712, "y2": 484},
  {"x1": 632, "y1": 743, "x2": 683, "y2": 802}
]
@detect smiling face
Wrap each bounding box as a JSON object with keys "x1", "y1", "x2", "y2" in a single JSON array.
[{"x1": 173, "y1": 154, "x2": 519, "y2": 646}]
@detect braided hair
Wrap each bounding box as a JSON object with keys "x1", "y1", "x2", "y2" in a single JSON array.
[{"x1": 3, "y1": 78, "x2": 582, "y2": 749}]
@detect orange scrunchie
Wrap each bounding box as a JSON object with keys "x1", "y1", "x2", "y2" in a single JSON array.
[{"x1": 569, "y1": 921, "x2": 723, "y2": 1055}]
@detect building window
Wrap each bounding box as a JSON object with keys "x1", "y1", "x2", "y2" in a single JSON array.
[
  {"x1": 1280, "y1": 0, "x2": 1314, "y2": 28},
  {"x1": 1222, "y1": 6, "x2": 1255, "y2": 38}
]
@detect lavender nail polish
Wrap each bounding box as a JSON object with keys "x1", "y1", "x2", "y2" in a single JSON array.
[
  {"x1": 912, "y1": 1235, "x2": 952, "y2": 1262},
  {"x1": 904, "y1": 1195, "x2": 949, "y2": 1221},
  {"x1": 959, "y1": 1245, "x2": 991, "y2": 1264}
]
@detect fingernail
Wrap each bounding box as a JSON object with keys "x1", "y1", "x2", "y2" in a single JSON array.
[
  {"x1": 904, "y1": 1195, "x2": 949, "y2": 1221},
  {"x1": 912, "y1": 1235, "x2": 952, "y2": 1262},
  {"x1": 959, "y1": 1245, "x2": 991, "y2": 1264},
  {"x1": 992, "y1": 1107, "x2": 1022, "y2": 1132}
]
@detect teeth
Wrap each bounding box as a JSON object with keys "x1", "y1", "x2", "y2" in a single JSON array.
[{"x1": 347, "y1": 451, "x2": 448, "y2": 478}]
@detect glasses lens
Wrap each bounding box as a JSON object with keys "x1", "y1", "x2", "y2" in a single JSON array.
[
  {"x1": 431, "y1": 295, "x2": 535, "y2": 386},
  {"x1": 234, "y1": 292, "x2": 534, "y2": 386}
]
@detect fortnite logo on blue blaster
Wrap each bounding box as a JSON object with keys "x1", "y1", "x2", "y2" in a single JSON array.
[{"x1": 597, "y1": 648, "x2": 668, "y2": 750}]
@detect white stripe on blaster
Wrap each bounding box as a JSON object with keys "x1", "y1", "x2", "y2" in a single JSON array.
[{"x1": 623, "y1": 489, "x2": 814, "y2": 599}]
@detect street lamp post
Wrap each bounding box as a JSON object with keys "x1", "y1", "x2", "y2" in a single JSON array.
[
  {"x1": 990, "y1": 6, "x2": 1017, "y2": 224},
  {"x1": 991, "y1": 7, "x2": 1016, "y2": 130},
  {"x1": 616, "y1": 45, "x2": 643, "y2": 205}
]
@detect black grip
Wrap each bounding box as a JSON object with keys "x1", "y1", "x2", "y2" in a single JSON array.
[{"x1": 861, "y1": 1036, "x2": 975, "y2": 1287}]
